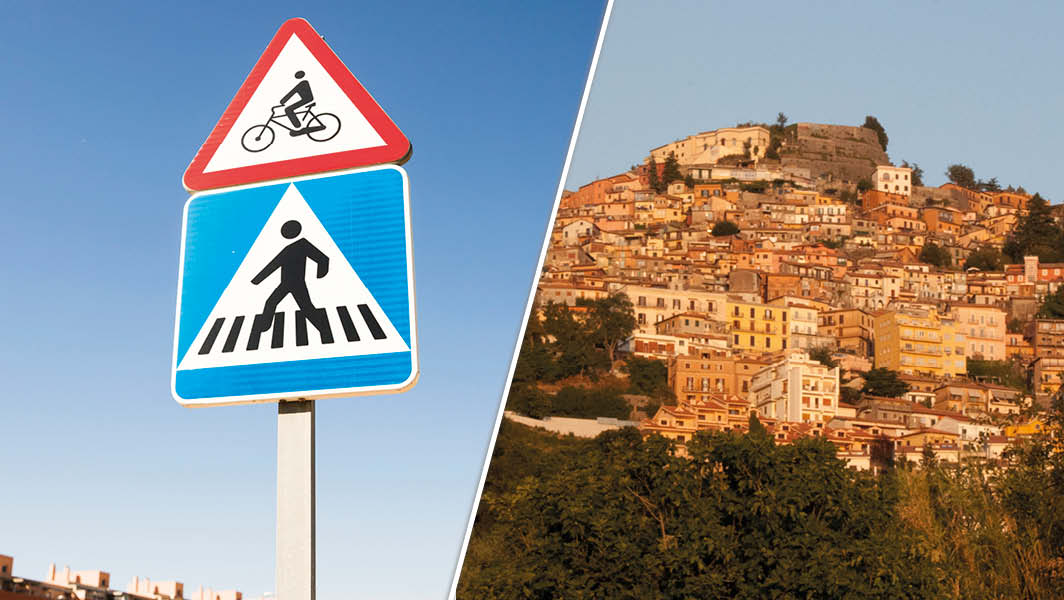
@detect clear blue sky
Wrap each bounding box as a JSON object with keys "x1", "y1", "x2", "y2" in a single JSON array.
[
  {"x1": 0, "y1": 2, "x2": 604, "y2": 599},
  {"x1": 567, "y1": 1, "x2": 1064, "y2": 204}
]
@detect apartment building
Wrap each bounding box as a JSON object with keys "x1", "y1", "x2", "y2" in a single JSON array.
[
  {"x1": 750, "y1": 351, "x2": 840, "y2": 423},
  {"x1": 873, "y1": 307, "x2": 967, "y2": 378}
]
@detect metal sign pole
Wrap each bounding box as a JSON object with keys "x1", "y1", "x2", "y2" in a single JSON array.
[{"x1": 277, "y1": 399, "x2": 315, "y2": 600}]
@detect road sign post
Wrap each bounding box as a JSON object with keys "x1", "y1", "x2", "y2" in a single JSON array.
[
  {"x1": 277, "y1": 400, "x2": 315, "y2": 600},
  {"x1": 175, "y1": 17, "x2": 415, "y2": 600}
]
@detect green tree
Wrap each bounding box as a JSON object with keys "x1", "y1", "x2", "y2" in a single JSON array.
[
  {"x1": 775, "y1": 111, "x2": 788, "y2": 129},
  {"x1": 459, "y1": 424, "x2": 941, "y2": 598},
  {"x1": 623, "y1": 355, "x2": 671, "y2": 399},
  {"x1": 841, "y1": 386, "x2": 863, "y2": 405},
  {"x1": 1007, "y1": 318, "x2": 1024, "y2": 334},
  {"x1": 979, "y1": 176, "x2": 1001, "y2": 192},
  {"x1": 920, "y1": 445, "x2": 938, "y2": 469},
  {"x1": 507, "y1": 384, "x2": 552, "y2": 418},
  {"x1": 857, "y1": 178, "x2": 872, "y2": 192},
  {"x1": 542, "y1": 301, "x2": 607, "y2": 379},
  {"x1": 647, "y1": 157, "x2": 661, "y2": 192},
  {"x1": 513, "y1": 305, "x2": 559, "y2": 383},
  {"x1": 901, "y1": 160, "x2": 924, "y2": 186},
  {"x1": 662, "y1": 152, "x2": 682, "y2": 187},
  {"x1": 1003, "y1": 193, "x2": 1064, "y2": 262},
  {"x1": 996, "y1": 393, "x2": 1064, "y2": 593},
  {"x1": 862, "y1": 367, "x2": 910, "y2": 398},
  {"x1": 683, "y1": 173, "x2": 695, "y2": 188},
  {"x1": 919, "y1": 241, "x2": 952, "y2": 269},
  {"x1": 946, "y1": 164, "x2": 977, "y2": 188},
  {"x1": 711, "y1": 220, "x2": 740, "y2": 236},
  {"x1": 551, "y1": 385, "x2": 630, "y2": 419},
  {"x1": 808, "y1": 345, "x2": 837, "y2": 368},
  {"x1": 1037, "y1": 286, "x2": 1064, "y2": 318},
  {"x1": 862, "y1": 115, "x2": 889, "y2": 150},
  {"x1": 581, "y1": 292, "x2": 637, "y2": 366},
  {"x1": 963, "y1": 245, "x2": 1005, "y2": 271}
]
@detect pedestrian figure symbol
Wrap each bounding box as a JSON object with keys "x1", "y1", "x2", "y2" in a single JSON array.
[
  {"x1": 248, "y1": 219, "x2": 333, "y2": 349},
  {"x1": 241, "y1": 71, "x2": 343, "y2": 153}
]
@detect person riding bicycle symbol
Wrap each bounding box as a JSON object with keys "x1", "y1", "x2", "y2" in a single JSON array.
[{"x1": 241, "y1": 70, "x2": 342, "y2": 153}]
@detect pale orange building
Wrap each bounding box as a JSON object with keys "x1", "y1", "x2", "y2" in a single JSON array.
[{"x1": 949, "y1": 303, "x2": 1006, "y2": 360}]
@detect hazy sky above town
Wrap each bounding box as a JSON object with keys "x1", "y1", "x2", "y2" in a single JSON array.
[
  {"x1": 568, "y1": 1, "x2": 1064, "y2": 203},
  {"x1": 0, "y1": 2, "x2": 604, "y2": 599}
]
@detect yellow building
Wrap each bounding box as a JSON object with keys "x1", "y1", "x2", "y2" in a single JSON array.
[
  {"x1": 727, "y1": 299, "x2": 787, "y2": 353},
  {"x1": 873, "y1": 307, "x2": 966, "y2": 378},
  {"x1": 950, "y1": 303, "x2": 1006, "y2": 361}
]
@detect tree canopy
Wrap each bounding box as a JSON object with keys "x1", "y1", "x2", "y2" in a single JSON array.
[
  {"x1": 946, "y1": 164, "x2": 977, "y2": 188},
  {"x1": 808, "y1": 345, "x2": 837, "y2": 369},
  {"x1": 712, "y1": 220, "x2": 740, "y2": 236},
  {"x1": 513, "y1": 295, "x2": 636, "y2": 387},
  {"x1": 662, "y1": 152, "x2": 682, "y2": 186},
  {"x1": 623, "y1": 355, "x2": 671, "y2": 399},
  {"x1": 861, "y1": 367, "x2": 910, "y2": 398},
  {"x1": 647, "y1": 157, "x2": 662, "y2": 193},
  {"x1": 901, "y1": 160, "x2": 924, "y2": 186},
  {"x1": 1036, "y1": 286, "x2": 1064, "y2": 319},
  {"x1": 463, "y1": 395, "x2": 1064, "y2": 599},
  {"x1": 919, "y1": 241, "x2": 952, "y2": 269},
  {"x1": 963, "y1": 246, "x2": 1005, "y2": 271},
  {"x1": 459, "y1": 423, "x2": 940, "y2": 598},
  {"x1": 1003, "y1": 193, "x2": 1064, "y2": 262},
  {"x1": 581, "y1": 293, "x2": 637, "y2": 365},
  {"x1": 862, "y1": 115, "x2": 888, "y2": 150}
]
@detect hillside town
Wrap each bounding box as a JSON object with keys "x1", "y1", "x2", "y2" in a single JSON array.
[{"x1": 524, "y1": 118, "x2": 1061, "y2": 471}]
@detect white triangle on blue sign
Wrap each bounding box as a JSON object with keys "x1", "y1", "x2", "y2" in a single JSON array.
[{"x1": 177, "y1": 183, "x2": 408, "y2": 371}]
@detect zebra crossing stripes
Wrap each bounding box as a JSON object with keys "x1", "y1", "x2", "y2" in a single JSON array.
[{"x1": 197, "y1": 303, "x2": 387, "y2": 356}]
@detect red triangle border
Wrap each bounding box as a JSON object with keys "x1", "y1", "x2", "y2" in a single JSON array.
[{"x1": 182, "y1": 18, "x2": 410, "y2": 192}]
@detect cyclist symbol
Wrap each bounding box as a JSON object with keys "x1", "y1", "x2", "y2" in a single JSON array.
[{"x1": 241, "y1": 71, "x2": 342, "y2": 152}]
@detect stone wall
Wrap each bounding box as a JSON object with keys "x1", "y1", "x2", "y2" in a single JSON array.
[{"x1": 780, "y1": 123, "x2": 889, "y2": 184}]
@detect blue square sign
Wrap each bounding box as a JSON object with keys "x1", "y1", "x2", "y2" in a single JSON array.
[{"x1": 171, "y1": 165, "x2": 418, "y2": 406}]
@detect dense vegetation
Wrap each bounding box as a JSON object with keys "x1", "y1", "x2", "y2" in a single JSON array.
[
  {"x1": 711, "y1": 220, "x2": 740, "y2": 236},
  {"x1": 458, "y1": 399, "x2": 1064, "y2": 599},
  {"x1": 964, "y1": 245, "x2": 1005, "y2": 271},
  {"x1": 1037, "y1": 286, "x2": 1064, "y2": 319},
  {"x1": 919, "y1": 241, "x2": 952, "y2": 268},
  {"x1": 508, "y1": 384, "x2": 631, "y2": 420},
  {"x1": 862, "y1": 115, "x2": 888, "y2": 151},
  {"x1": 514, "y1": 294, "x2": 636, "y2": 384},
  {"x1": 1003, "y1": 193, "x2": 1063, "y2": 263},
  {"x1": 860, "y1": 367, "x2": 910, "y2": 398},
  {"x1": 967, "y1": 359, "x2": 1030, "y2": 392}
]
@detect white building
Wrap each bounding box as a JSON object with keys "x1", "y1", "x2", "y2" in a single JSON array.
[
  {"x1": 873, "y1": 165, "x2": 913, "y2": 197},
  {"x1": 648, "y1": 126, "x2": 771, "y2": 166},
  {"x1": 750, "y1": 351, "x2": 840, "y2": 423},
  {"x1": 560, "y1": 219, "x2": 597, "y2": 246}
]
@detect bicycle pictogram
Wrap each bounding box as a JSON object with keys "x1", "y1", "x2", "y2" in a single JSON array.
[{"x1": 241, "y1": 70, "x2": 342, "y2": 152}]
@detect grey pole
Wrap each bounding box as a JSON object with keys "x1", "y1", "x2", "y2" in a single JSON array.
[{"x1": 277, "y1": 400, "x2": 315, "y2": 600}]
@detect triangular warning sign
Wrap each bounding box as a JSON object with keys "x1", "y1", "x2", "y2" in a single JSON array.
[
  {"x1": 183, "y1": 18, "x2": 410, "y2": 192},
  {"x1": 177, "y1": 183, "x2": 409, "y2": 370}
]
